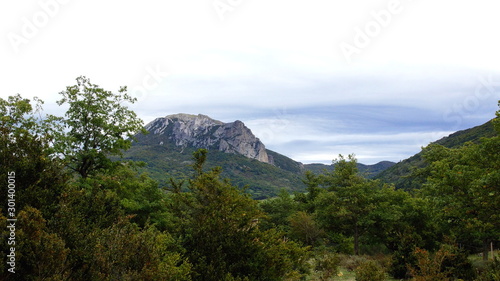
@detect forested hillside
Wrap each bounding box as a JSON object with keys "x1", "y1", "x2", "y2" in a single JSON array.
[
  {"x1": 375, "y1": 120, "x2": 497, "y2": 190},
  {"x1": 123, "y1": 124, "x2": 395, "y2": 199},
  {"x1": 123, "y1": 140, "x2": 306, "y2": 199},
  {"x1": 1, "y1": 77, "x2": 499, "y2": 280}
]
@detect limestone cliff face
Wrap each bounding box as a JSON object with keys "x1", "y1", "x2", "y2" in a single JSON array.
[{"x1": 144, "y1": 114, "x2": 271, "y2": 164}]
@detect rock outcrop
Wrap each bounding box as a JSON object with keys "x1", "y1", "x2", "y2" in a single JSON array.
[{"x1": 144, "y1": 114, "x2": 271, "y2": 164}]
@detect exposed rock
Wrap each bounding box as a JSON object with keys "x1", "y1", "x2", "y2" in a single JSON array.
[{"x1": 144, "y1": 114, "x2": 271, "y2": 164}]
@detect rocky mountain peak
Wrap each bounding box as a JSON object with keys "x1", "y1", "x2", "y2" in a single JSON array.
[{"x1": 144, "y1": 114, "x2": 271, "y2": 164}]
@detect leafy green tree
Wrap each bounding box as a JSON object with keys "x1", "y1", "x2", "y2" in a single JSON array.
[
  {"x1": 259, "y1": 188, "x2": 298, "y2": 231},
  {"x1": 55, "y1": 76, "x2": 146, "y2": 178},
  {"x1": 289, "y1": 211, "x2": 325, "y2": 246},
  {"x1": 50, "y1": 179, "x2": 125, "y2": 280},
  {"x1": 314, "y1": 154, "x2": 383, "y2": 255},
  {"x1": 9, "y1": 207, "x2": 70, "y2": 281},
  {"x1": 0, "y1": 95, "x2": 68, "y2": 217},
  {"x1": 90, "y1": 218, "x2": 191, "y2": 281},
  {"x1": 384, "y1": 194, "x2": 441, "y2": 279},
  {"x1": 97, "y1": 163, "x2": 174, "y2": 231},
  {"x1": 169, "y1": 149, "x2": 309, "y2": 280},
  {"x1": 322, "y1": 154, "x2": 365, "y2": 189},
  {"x1": 294, "y1": 170, "x2": 325, "y2": 213},
  {"x1": 422, "y1": 107, "x2": 500, "y2": 260}
]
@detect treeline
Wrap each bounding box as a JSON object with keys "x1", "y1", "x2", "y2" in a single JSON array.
[
  {"x1": 0, "y1": 77, "x2": 499, "y2": 280},
  {"x1": 0, "y1": 77, "x2": 308, "y2": 281}
]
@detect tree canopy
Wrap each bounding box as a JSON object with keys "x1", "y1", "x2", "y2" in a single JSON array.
[{"x1": 54, "y1": 76, "x2": 146, "y2": 178}]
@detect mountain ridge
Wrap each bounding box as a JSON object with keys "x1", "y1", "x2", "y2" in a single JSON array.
[
  {"x1": 126, "y1": 113, "x2": 495, "y2": 197},
  {"x1": 126, "y1": 113, "x2": 396, "y2": 198},
  {"x1": 144, "y1": 114, "x2": 271, "y2": 164}
]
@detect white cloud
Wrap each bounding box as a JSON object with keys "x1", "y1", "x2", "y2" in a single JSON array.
[{"x1": 2, "y1": 0, "x2": 499, "y2": 164}]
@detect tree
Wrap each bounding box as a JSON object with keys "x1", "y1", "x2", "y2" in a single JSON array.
[
  {"x1": 259, "y1": 188, "x2": 298, "y2": 231},
  {"x1": 314, "y1": 154, "x2": 382, "y2": 255},
  {"x1": 55, "y1": 76, "x2": 146, "y2": 178},
  {"x1": 168, "y1": 149, "x2": 309, "y2": 280},
  {"x1": 49, "y1": 177, "x2": 126, "y2": 280},
  {"x1": 3, "y1": 207, "x2": 70, "y2": 281},
  {"x1": 294, "y1": 170, "x2": 325, "y2": 213},
  {"x1": 0, "y1": 94, "x2": 68, "y2": 217},
  {"x1": 95, "y1": 162, "x2": 174, "y2": 231},
  {"x1": 422, "y1": 101, "x2": 500, "y2": 260},
  {"x1": 90, "y1": 218, "x2": 192, "y2": 281},
  {"x1": 289, "y1": 211, "x2": 325, "y2": 246},
  {"x1": 322, "y1": 154, "x2": 365, "y2": 189}
]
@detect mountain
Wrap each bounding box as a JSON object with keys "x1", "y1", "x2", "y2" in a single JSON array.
[
  {"x1": 123, "y1": 113, "x2": 396, "y2": 198},
  {"x1": 144, "y1": 114, "x2": 271, "y2": 163},
  {"x1": 303, "y1": 161, "x2": 396, "y2": 178},
  {"x1": 374, "y1": 119, "x2": 497, "y2": 189},
  {"x1": 125, "y1": 114, "x2": 305, "y2": 199}
]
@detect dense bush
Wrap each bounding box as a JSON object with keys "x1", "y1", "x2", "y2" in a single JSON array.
[
  {"x1": 313, "y1": 251, "x2": 341, "y2": 281},
  {"x1": 355, "y1": 260, "x2": 386, "y2": 281},
  {"x1": 476, "y1": 257, "x2": 500, "y2": 281}
]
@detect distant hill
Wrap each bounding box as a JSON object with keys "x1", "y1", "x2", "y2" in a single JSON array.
[
  {"x1": 303, "y1": 161, "x2": 396, "y2": 178},
  {"x1": 123, "y1": 114, "x2": 395, "y2": 199},
  {"x1": 374, "y1": 119, "x2": 497, "y2": 190}
]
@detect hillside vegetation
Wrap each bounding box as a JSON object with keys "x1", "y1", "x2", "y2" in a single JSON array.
[
  {"x1": 124, "y1": 128, "x2": 395, "y2": 199},
  {"x1": 375, "y1": 120, "x2": 497, "y2": 190},
  {"x1": 124, "y1": 141, "x2": 306, "y2": 199}
]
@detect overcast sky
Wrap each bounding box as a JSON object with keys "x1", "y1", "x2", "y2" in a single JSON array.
[{"x1": 2, "y1": 1, "x2": 500, "y2": 164}]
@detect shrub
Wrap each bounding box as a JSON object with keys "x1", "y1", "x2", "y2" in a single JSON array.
[
  {"x1": 340, "y1": 255, "x2": 369, "y2": 272},
  {"x1": 314, "y1": 252, "x2": 341, "y2": 281},
  {"x1": 355, "y1": 260, "x2": 386, "y2": 281},
  {"x1": 408, "y1": 247, "x2": 451, "y2": 281},
  {"x1": 476, "y1": 257, "x2": 500, "y2": 281},
  {"x1": 441, "y1": 246, "x2": 476, "y2": 280}
]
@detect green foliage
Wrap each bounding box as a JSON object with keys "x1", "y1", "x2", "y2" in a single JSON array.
[
  {"x1": 99, "y1": 163, "x2": 173, "y2": 231},
  {"x1": 296, "y1": 171, "x2": 325, "y2": 213},
  {"x1": 289, "y1": 211, "x2": 325, "y2": 247},
  {"x1": 124, "y1": 141, "x2": 306, "y2": 199},
  {"x1": 259, "y1": 189, "x2": 298, "y2": 231},
  {"x1": 376, "y1": 119, "x2": 497, "y2": 190},
  {"x1": 421, "y1": 128, "x2": 500, "y2": 259},
  {"x1": 0, "y1": 94, "x2": 68, "y2": 217},
  {"x1": 313, "y1": 251, "x2": 341, "y2": 281},
  {"x1": 354, "y1": 260, "x2": 386, "y2": 281},
  {"x1": 49, "y1": 181, "x2": 124, "y2": 279},
  {"x1": 169, "y1": 149, "x2": 309, "y2": 280},
  {"x1": 90, "y1": 218, "x2": 191, "y2": 281},
  {"x1": 314, "y1": 154, "x2": 390, "y2": 255},
  {"x1": 10, "y1": 207, "x2": 70, "y2": 281},
  {"x1": 476, "y1": 257, "x2": 500, "y2": 281},
  {"x1": 55, "y1": 76, "x2": 146, "y2": 178}
]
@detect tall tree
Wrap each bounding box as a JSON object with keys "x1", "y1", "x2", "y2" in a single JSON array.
[
  {"x1": 169, "y1": 149, "x2": 308, "y2": 280},
  {"x1": 314, "y1": 154, "x2": 383, "y2": 255},
  {"x1": 422, "y1": 101, "x2": 500, "y2": 260},
  {"x1": 0, "y1": 94, "x2": 67, "y2": 216},
  {"x1": 55, "y1": 76, "x2": 146, "y2": 178}
]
